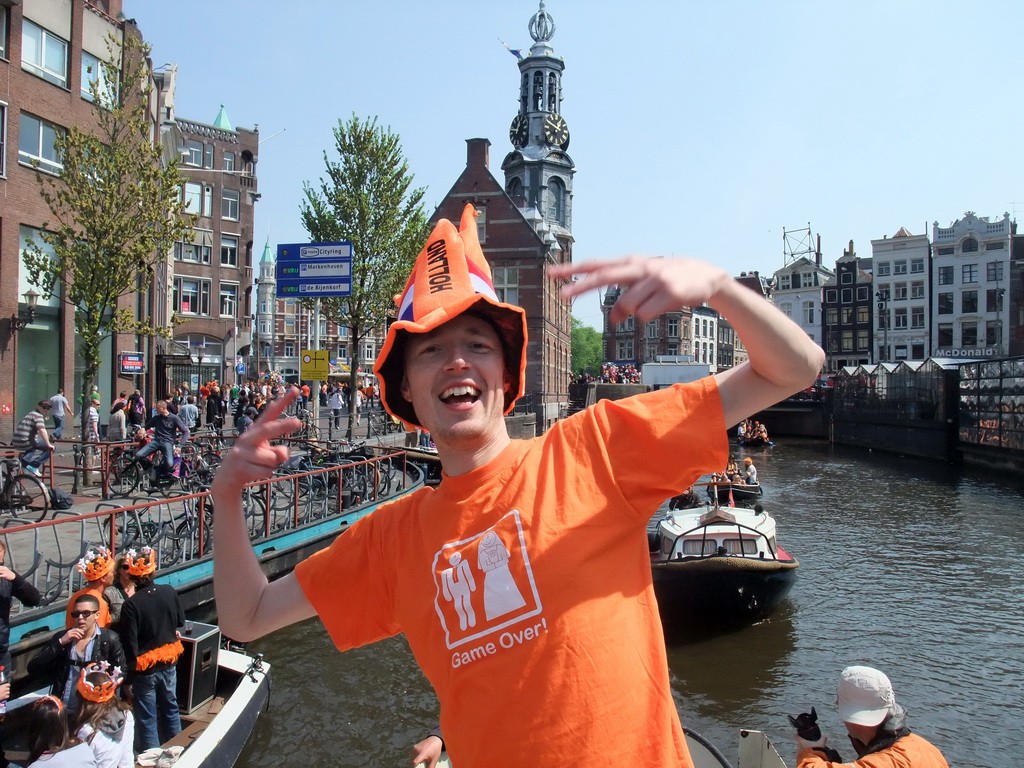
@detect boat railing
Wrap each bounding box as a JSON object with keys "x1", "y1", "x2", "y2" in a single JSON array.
[
  {"x1": 3, "y1": 450, "x2": 413, "y2": 631},
  {"x1": 664, "y1": 516, "x2": 780, "y2": 562}
]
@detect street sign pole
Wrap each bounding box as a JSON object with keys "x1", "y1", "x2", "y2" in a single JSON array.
[{"x1": 312, "y1": 297, "x2": 321, "y2": 434}]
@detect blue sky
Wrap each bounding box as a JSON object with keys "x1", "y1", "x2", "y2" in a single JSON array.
[{"x1": 127, "y1": 0, "x2": 1024, "y2": 330}]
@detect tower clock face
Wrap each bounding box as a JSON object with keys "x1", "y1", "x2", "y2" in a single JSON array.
[
  {"x1": 509, "y1": 115, "x2": 529, "y2": 148},
  {"x1": 542, "y1": 113, "x2": 570, "y2": 148}
]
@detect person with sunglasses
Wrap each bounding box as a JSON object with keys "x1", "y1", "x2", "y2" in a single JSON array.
[
  {"x1": 102, "y1": 556, "x2": 136, "y2": 632},
  {"x1": 28, "y1": 595, "x2": 126, "y2": 715},
  {"x1": 64, "y1": 550, "x2": 115, "y2": 630}
]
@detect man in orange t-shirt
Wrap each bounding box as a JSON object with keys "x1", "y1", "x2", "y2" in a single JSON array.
[{"x1": 211, "y1": 206, "x2": 824, "y2": 767}]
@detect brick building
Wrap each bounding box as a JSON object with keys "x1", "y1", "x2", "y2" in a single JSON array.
[{"x1": 0, "y1": 0, "x2": 140, "y2": 437}]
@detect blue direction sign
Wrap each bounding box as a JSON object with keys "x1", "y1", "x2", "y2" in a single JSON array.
[{"x1": 276, "y1": 242, "x2": 354, "y2": 298}]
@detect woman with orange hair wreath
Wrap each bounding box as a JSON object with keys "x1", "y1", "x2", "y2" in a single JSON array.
[
  {"x1": 65, "y1": 549, "x2": 115, "y2": 629},
  {"x1": 73, "y1": 662, "x2": 134, "y2": 768},
  {"x1": 118, "y1": 548, "x2": 184, "y2": 751},
  {"x1": 24, "y1": 695, "x2": 96, "y2": 768}
]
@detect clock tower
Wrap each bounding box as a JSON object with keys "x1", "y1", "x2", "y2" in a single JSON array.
[{"x1": 501, "y1": 1, "x2": 575, "y2": 248}]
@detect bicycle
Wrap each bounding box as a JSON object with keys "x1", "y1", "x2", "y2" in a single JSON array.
[
  {"x1": 108, "y1": 441, "x2": 189, "y2": 497},
  {"x1": 0, "y1": 456, "x2": 50, "y2": 522},
  {"x1": 293, "y1": 409, "x2": 321, "y2": 442}
]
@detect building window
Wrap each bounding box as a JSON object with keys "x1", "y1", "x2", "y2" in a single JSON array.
[
  {"x1": 18, "y1": 113, "x2": 64, "y2": 174},
  {"x1": 825, "y1": 288, "x2": 837, "y2": 303},
  {"x1": 986, "y1": 241, "x2": 1005, "y2": 251},
  {"x1": 222, "y1": 190, "x2": 240, "y2": 220},
  {"x1": 0, "y1": 103, "x2": 6, "y2": 177},
  {"x1": 0, "y1": 7, "x2": 7, "y2": 59},
  {"x1": 223, "y1": 152, "x2": 235, "y2": 171},
  {"x1": 876, "y1": 263, "x2": 891, "y2": 277},
  {"x1": 667, "y1": 343, "x2": 678, "y2": 356},
  {"x1": 221, "y1": 236, "x2": 238, "y2": 266},
  {"x1": 204, "y1": 143, "x2": 214, "y2": 169},
  {"x1": 841, "y1": 331, "x2": 853, "y2": 351},
  {"x1": 962, "y1": 238, "x2": 978, "y2": 253},
  {"x1": 937, "y1": 266, "x2": 954, "y2": 285},
  {"x1": 841, "y1": 307, "x2": 853, "y2": 324},
  {"x1": 801, "y1": 272, "x2": 816, "y2": 288},
  {"x1": 779, "y1": 303, "x2": 792, "y2": 319},
  {"x1": 646, "y1": 321, "x2": 659, "y2": 339},
  {"x1": 856, "y1": 286, "x2": 869, "y2": 301},
  {"x1": 337, "y1": 344, "x2": 348, "y2": 360},
  {"x1": 173, "y1": 240, "x2": 211, "y2": 264},
  {"x1": 911, "y1": 306, "x2": 925, "y2": 329},
  {"x1": 840, "y1": 272, "x2": 852, "y2": 284},
  {"x1": 894, "y1": 308, "x2": 908, "y2": 329},
  {"x1": 615, "y1": 317, "x2": 634, "y2": 332},
  {"x1": 184, "y1": 139, "x2": 203, "y2": 167},
  {"x1": 937, "y1": 247, "x2": 954, "y2": 256},
  {"x1": 910, "y1": 281, "x2": 924, "y2": 299},
  {"x1": 912, "y1": 343, "x2": 924, "y2": 358},
  {"x1": 938, "y1": 323, "x2": 953, "y2": 346},
  {"x1": 81, "y1": 51, "x2": 117, "y2": 105},
  {"x1": 893, "y1": 260, "x2": 907, "y2": 275},
  {"x1": 986, "y1": 289, "x2": 1004, "y2": 313},
  {"x1": 856, "y1": 330, "x2": 870, "y2": 350},
  {"x1": 219, "y1": 283, "x2": 238, "y2": 317},
  {"x1": 938, "y1": 293, "x2": 953, "y2": 315},
  {"x1": 893, "y1": 283, "x2": 907, "y2": 301},
  {"x1": 182, "y1": 182, "x2": 202, "y2": 214},
  {"x1": 362, "y1": 342, "x2": 375, "y2": 360},
  {"x1": 986, "y1": 321, "x2": 1001, "y2": 345},
  {"x1": 284, "y1": 342, "x2": 294, "y2": 357},
  {"x1": 546, "y1": 177, "x2": 566, "y2": 225},
  {"x1": 492, "y1": 266, "x2": 519, "y2": 306},
  {"x1": 616, "y1": 340, "x2": 634, "y2": 360},
  {"x1": 910, "y1": 258, "x2": 924, "y2": 273},
  {"x1": 961, "y1": 322, "x2": 978, "y2": 346},
  {"x1": 202, "y1": 185, "x2": 213, "y2": 217},
  {"x1": 826, "y1": 308, "x2": 838, "y2": 325},
  {"x1": 645, "y1": 344, "x2": 659, "y2": 362},
  {"x1": 962, "y1": 291, "x2": 978, "y2": 314},
  {"x1": 666, "y1": 318, "x2": 680, "y2": 337},
  {"x1": 173, "y1": 277, "x2": 211, "y2": 316},
  {"x1": 841, "y1": 288, "x2": 852, "y2": 304},
  {"x1": 856, "y1": 306, "x2": 869, "y2": 324},
  {"x1": 777, "y1": 275, "x2": 791, "y2": 290},
  {"x1": 986, "y1": 261, "x2": 1003, "y2": 282},
  {"x1": 962, "y1": 264, "x2": 977, "y2": 284},
  {"x1": 22, "y1": 20, "x2": 68, "y2": 87}
]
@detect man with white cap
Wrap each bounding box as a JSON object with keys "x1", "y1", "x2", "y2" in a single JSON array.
[
  {"x1": 212, "y1": 205, "x2": 824, "y2": 768},
  {"x1": 797, "y1": 665, "x2": 949, "y2": 767}
]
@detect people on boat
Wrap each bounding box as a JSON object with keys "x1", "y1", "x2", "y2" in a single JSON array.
[
  {"x1": 744, "y1": 457, "x2": 758, "y2": 485},
  {"x1": 118, "y1": 547, "x2": 184, "y2": 751},
  {"x1": 0, "y1": 539, "x2": 42, "y2": 767},
  {"x1": 25, "y1": 695, "x2": 97, "y2": 768},
  {"x1": 210, "y1": 205, "x2": 824, "y2": 767},
  {"x1": 73, "y1": 663, "x2": 134, "y2": 768},
  {"x1": 28, "y1": 594, "x2": 126, "y2": 715},
  {"x1": 65, "y1": 549, "x2": 115, "y2": 629},
  {"x1": 102, "y1": 556, "x2": 135, "y2": 632},
  {"x1": 796, "y1": 666, "x2": 949, "y2": 768}
]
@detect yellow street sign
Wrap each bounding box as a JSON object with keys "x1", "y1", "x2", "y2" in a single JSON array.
[{"x1": 300, "y1": 349, "x2": 330, "y2": 380}]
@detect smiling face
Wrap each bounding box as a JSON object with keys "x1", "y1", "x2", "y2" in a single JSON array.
[{"x1": 400, "y1": 313, "x2": 512, "y2": 459}]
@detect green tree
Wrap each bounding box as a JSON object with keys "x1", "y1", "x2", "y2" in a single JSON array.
[
  {"x1": 300, "y1": 114, "x2": 429, "y2": 438},
  {"x1": 571, "y1": 316, "x2": 603, "y2": 376},
  {"x1": 23, "y1": 32, "x2": 194, "y2": 439}
]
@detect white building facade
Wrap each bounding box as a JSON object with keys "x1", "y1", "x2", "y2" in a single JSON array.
[
  {"x1": 931, "y1": 212, "x2": 1012, "y2": 359},
  {"x1": 772, "y1": 257, "x2": 834, "y2": 348},
  {"x1": 871, "y1": 228, "x2": 930, "y2": 361}
]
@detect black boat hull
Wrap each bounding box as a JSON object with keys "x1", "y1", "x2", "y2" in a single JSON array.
[{"x1": 651, "y1": 555, "x2": 798, "y2": 626}]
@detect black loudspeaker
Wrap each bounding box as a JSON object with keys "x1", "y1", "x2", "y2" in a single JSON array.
[{"x1": 176, "y1": 621, "x2": 220, "y2": 713}]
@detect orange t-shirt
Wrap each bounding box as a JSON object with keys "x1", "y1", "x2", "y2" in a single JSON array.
[
  {"x1": 65, "y1": 585, "x2": 111, "y2": 628},
  {"x1": 296, "y1": 378, "x2": 727, "y2": 768},
  {"x1": 798, "y1": 733, "x2": 949, "y2": 768}
]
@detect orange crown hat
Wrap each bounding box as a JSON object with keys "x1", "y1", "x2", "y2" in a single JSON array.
[
  {"x1": 125, "y1": 547, "x2": 157, "y2": 577},
  {"x1": 77, "y1": 661, "x2": 123, "y2": 703},
  {"x1": 76, "y1": 547, "x2": 114, "y2": 582},
  {"x1": 374, "y1": 204, "x2": 528, "y2": 429}
]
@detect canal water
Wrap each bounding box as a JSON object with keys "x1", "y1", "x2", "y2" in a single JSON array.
[{"x1": 238, "y1": 439, "x2": 1023, "y2": 768}]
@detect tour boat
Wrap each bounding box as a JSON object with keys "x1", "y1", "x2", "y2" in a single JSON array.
[
  {"x1": 705, "y1": 480, "x2": 764, "y2": 507},
  {"x1": 649, "y1": 501, "x2": 798, "y2": 626}
]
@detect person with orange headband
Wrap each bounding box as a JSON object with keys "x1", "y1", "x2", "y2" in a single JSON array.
[
  {"x1": 73, "y1": 662, "x2": 134, "y2": 768},
  {"x1": 118, "y1": 548, "x2": 184, "y2": 751},
  {"x1": 211, "y1": 205, "x2": 824, "y2": 767},
  {"x1": 25, "y1": 695, "x2": 95, "y2": 768}
]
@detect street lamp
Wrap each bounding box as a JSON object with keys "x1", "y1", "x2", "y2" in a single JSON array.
[
  {"x1": 11, "y1": 288, "x2": 40, "y2": 332},
  {"x1": 875, "y1": 289, "x2": 889, "y2": 363}
]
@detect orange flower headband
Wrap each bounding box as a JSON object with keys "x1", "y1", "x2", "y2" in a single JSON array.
[
  {"x1": 125, "y1": 547, "x2": 157, "y2": 577},
  {"x1": 77, "y1": 662, "x2": 123, "y2": 703},
  {"x1": 76, "y1": 547, "x2": 115, "y2": 581}
]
